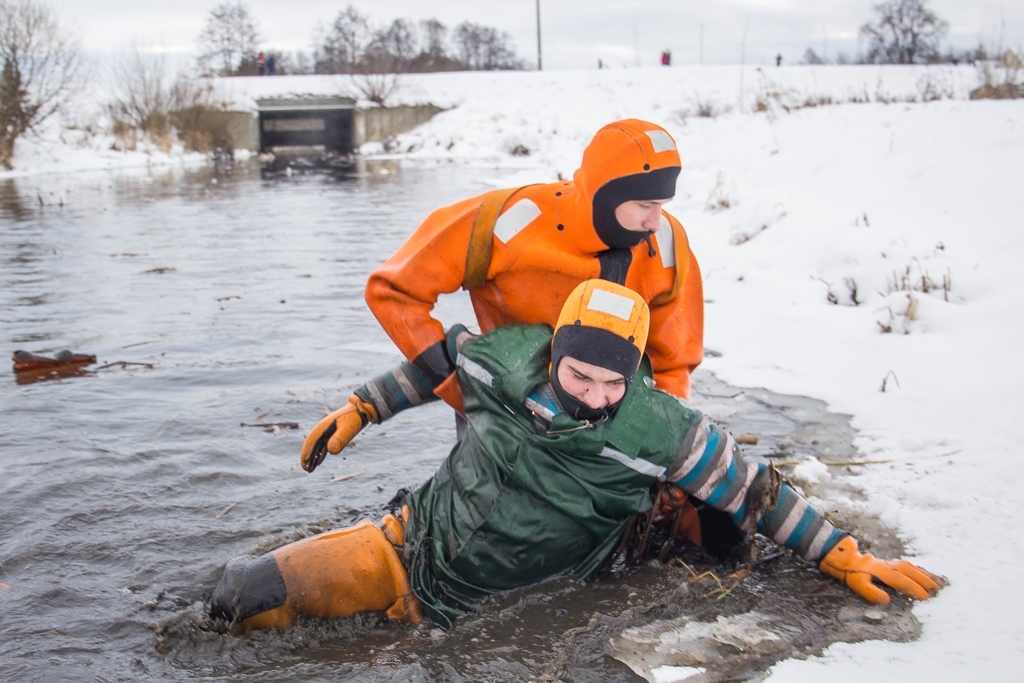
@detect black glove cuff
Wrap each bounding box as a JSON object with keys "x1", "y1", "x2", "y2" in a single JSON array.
[{"x1": 411, "y1": 339, "x2": 456, "y2": 388}]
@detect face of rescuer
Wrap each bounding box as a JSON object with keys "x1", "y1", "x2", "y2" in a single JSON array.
[{"x1": 614, "y1": 198, "x2": 671, "y2": 234}]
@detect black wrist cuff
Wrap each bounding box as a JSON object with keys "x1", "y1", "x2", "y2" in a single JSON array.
[{"x1": 411, "y1": 340, "x2": 456, "y2": 388}]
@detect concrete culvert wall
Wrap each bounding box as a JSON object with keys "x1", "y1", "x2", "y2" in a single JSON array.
[{"x1": 354, "y1": 105, "x2": 447, "y2": 149}]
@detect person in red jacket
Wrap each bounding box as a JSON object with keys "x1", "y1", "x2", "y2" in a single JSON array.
[{"x1": 302, "y1": 119, "x2": 703, "y2": 472}]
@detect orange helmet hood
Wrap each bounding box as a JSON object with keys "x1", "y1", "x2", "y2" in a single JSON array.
[
  {"x1": 572, "y1": 119, "x2": 682, "y2": 250},
  {"x1": 550, "y1": 280, "x2": 651, "y2": 420}
]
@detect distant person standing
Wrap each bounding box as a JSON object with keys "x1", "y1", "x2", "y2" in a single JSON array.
[
  {"x1": 257, "y1": 51, "x2": 266, "y2": 76},
  {"x1": 267, "y1": 54, "x2": 277, "y2": 75},
  {"x1": 661, "y1": 50, "x2": 671, "y2": 66},
  {"x1": 776, "y1": 53, "x2": 783, "y2": 67}
]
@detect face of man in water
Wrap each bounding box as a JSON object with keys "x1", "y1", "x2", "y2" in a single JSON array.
[
  {"x1": 556, "y1": 356, "x2": 627, "y2": 410},
  {"x1": 615, "y1": 198, "x2": 670, "y2": 233}
]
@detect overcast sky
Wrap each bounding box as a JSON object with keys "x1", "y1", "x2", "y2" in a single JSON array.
[{"x1": 45, "y1": 0, "x2": 1023, "y2": 69}]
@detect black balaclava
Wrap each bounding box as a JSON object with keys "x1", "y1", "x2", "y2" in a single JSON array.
[
  {"x1": 592, "y1": 166, "x2": 681, "y2": 249},
  {"x1": 549, "y1": 323, "x2": 641, "y2": 422}
]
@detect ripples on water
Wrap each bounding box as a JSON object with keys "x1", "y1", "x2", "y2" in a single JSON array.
[{"x1": 0, "y1": 160, "x2": 916, "y2": 682}]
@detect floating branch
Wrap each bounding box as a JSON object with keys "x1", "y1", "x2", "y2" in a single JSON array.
[
  {"x1": 216, "y1": 502, "x2": 238, "y2": 519},
  {"x1": 240, "y1": 421, "x2": 300, "y2": 430},
  {"x1": 770, "y1": 458, "x2": 894, "y2": 468},
  {"x1": 95, "y1": 361, "x2": 155, "y2": 371},
  {"x1": 331, "y1": 471, "x2": 366, "y2": 483}
]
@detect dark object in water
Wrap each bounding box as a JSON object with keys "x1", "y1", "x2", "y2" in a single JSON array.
[{"x1": 12, "y1": 350, "x2": 97, "y2": 384}]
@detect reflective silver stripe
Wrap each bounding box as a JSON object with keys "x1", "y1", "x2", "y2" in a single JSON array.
[
  {"x1": 587, "y1": 288, "x2": 636, "y2": 321},
  {"x1": 773, "y1": 492, "x2": 810, "y2": 542},
  {"x1": 391, "y1": 367, "x2": 419, "y2": 403},
  {"x1": 364, "y1": 382, "x2": 393, "y2": 421},
  {"x1": 670, "y1": 416, "x2": 710, "y2": 482},
  {"x1": 804, "y1": 523, "x2": 837, "y2": 562},
  {"x1": 493, "y1": 199, "x2": 541, "y2": 243},
  {"x1": 456, "y1": 354, "x2": 493, "y2": 387},
  {"x1": 655, "y1": 216, "x2": 675, "y2": 268},
  {"x1": 599, "y1": 446, "x2": 667, "y2": 478},
  {"x1": 645, "y1": 129, "x2": 677, "y2": 153}
]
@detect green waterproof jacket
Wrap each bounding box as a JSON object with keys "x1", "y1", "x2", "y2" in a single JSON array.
[{"x1": 404, "y1": 323, "x2": 699, "y2": 628}]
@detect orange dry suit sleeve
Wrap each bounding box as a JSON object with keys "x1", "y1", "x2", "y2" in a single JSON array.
[{"x1": 365, "y1": 195, "x2": 483, "y2": 411}]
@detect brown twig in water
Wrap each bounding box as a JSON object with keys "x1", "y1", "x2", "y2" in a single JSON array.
[
  {"x1": 331, "y1": 471, "x2": 366, "y2": 483},
  {"x1": 216, "y1": 502, "x2": 238, "y2": 519},
  {"x1": 667, "y1": 558, "x2": 742, "y2": 599},
  {"x1": 240, "y1": 421, "x2": 300, "y2": 430},
  {"x1": 94, "y1": 361, "x2": 155, "y2": 371},
  {"x1": 734, "y1": 434, "x2": 759, "y2": 445},
  {"x1": 770, "y1": 458, "x2": 894, "y2": 468}
]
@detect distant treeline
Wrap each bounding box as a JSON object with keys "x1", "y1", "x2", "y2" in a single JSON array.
[{"x1": 197, "y1": 2, "x2": 524, "y2": 77}]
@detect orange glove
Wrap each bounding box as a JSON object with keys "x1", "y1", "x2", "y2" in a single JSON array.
[
  {"x1": 819, "y1": 536, "x2": 941, "y2": 604},
  {"x1": 300, "y1": 395, "x2": 379, "y2": 473}
]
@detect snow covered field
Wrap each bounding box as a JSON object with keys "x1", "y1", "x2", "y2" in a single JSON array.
[{"x1": 5, "y1": 64, "x2": 1022, "y2": 681}]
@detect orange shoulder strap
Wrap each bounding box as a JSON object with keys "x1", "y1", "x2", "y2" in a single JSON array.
[
  {"x1": 649, "y1": 215, "x2": 691, "y2": 307},
  {"x1": 463, "y1": 186, "x2": 523, "y2": 291}
]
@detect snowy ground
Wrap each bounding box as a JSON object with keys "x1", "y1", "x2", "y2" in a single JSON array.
[{"x1": 4, "y1": 64, "x2": 1022, "y2": 681}]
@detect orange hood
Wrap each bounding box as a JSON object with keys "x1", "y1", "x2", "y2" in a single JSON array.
[{"x1": 570, "y1": 119, "x2": 682, "y2": 250}]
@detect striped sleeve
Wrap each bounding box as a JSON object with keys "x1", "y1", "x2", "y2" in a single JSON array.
[
  {"x1": 760, "y1": 482, "x2": 847, "y2": 562},
  {"x1": 354, "y1": 361, "x2": 439, "y2": 422},
  {"x1": 668, "y1": 413, "x2": 846, "y2": 562}
]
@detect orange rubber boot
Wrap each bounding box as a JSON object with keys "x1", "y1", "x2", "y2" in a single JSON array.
[{"x1": 211, "y1": 519, "x2": 423, "y2": 632}]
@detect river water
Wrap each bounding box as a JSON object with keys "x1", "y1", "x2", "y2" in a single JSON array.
[{"x1": 0, "y1": 159, "x2": 921, "y2": 682}]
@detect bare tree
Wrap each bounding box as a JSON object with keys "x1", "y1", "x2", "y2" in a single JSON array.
[
  {"x1": 365, "y1": 18, "x2": 418, "y2": 72},
  {"x1": 860, "y1": 0, "x2": 949, "y2": 64},
  {"x1": 453, "y1": 22, "x2": 522, "y2": 71},
  {"x1": 0, "y1": 0, "x2": 81, "y2": 168},
  {"x1": 802, "y1": 48, "x2": 825, "y2": 65},
  {"x1": 420, "y1": 19, "x2": 447, "y2": 62},
  {"x1": 197, "y1": 1, "x2": 262, "y2": 76},
  {"x1": 106, "y1": 47, "x2": 174, "y2": 138},
  {"x1": 313, "y1": 4, "x2": 371, "y2": 74},
  {"x1": 410, "y1": 19, "x2": 462, "y2": 72}
]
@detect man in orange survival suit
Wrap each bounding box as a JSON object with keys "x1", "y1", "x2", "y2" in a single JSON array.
[{"x1": 300, "y1": 119, "x2": 704, "y2": 473}]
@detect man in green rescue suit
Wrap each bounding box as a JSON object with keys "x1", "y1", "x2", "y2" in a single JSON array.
[{"x1": 210, "y1": 280, "x2": 941, "y2": 632}]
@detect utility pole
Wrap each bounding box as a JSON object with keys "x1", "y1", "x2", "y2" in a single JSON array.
[{"x1": 536, "y1": 0, "x2": 542, "y2": 70}]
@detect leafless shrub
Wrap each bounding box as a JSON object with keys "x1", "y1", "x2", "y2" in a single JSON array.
[
  {"x1": 887, "y1": 260, "x2": 952, "y2": 301},
  {"x1": 106, "y1": 48, "x2": 174, "y2": 145},
  {"x1": 168, "y1": 80, "x2": 235, "y2": 154},
  {"x1": 696, "y1": 100, "x2": 718, "y2": 118},
  {"x1": 877, "y1": 294, "x2": 919, "y2": 334},
  {"x1": 0, "y1": 0, "x2": 82, "y2": 168},
  {"x1": 704, "y1": 173, "x2": 733, "y2": 213},
  {"x1": 916, "y1": 72, "x2": 955, "y2": 101},
  {"x1": 819, "y1": 277, "x2": 861, "y2": 306},
  {"x1": 107, "y1": 49, "x2": 232, "y2": 153},
  {"x1": 346, "y1": 70, "x2": 403, "y2": 106},
  {"x1": 880, "y1": 370, "x2": 900, "y2": 390},
  {"x1": 971, "y1": 51, "x2": 1023, "y2": 100},
  {"x1": 506, "y1": 142, "x2": 530, "y2": 157}
]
